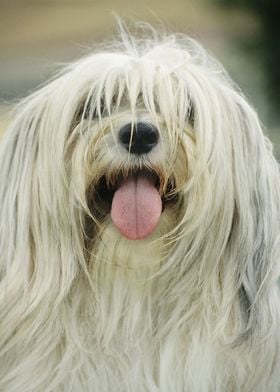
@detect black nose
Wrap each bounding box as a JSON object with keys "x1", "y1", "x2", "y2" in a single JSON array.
[{"x1": 119, "y1": 122, "x2": 159, "y2": 154}]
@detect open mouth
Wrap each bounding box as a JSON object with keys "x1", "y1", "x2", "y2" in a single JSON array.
[{"x1": 89, "y1": 169, "x2": 178, "y2": 240}]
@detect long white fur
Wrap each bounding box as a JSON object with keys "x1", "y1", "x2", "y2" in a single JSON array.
[{"x1": 0, "y1": 24, "x2": 280, "y2": 391}]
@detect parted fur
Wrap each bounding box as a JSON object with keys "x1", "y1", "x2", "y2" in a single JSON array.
[{"x1": 0, "y1": 25, "x2": 280, "y2": 392}]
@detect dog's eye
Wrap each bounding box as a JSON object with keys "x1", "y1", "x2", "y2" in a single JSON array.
[
  {"x1": 187, "y1": 101, "x2": 195, "y2": 127},
  {"x1": 75, "y1": 98, "x2": 106, "y2": 123},
  {"x1": 92, "y1": 98, "x2": 106, "y2": 119}
]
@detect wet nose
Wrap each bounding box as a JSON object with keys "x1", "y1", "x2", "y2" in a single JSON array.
[{"x1": 119, "y1": 122, "x2": 159, "y2": 155}]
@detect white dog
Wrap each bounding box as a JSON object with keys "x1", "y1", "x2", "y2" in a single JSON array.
[{"x1": 0, "y1": 25, "x2": 280, "y2": 392}]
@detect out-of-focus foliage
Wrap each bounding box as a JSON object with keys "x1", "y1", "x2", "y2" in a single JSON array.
[{"x1": 218, "y1": 0, "x2": 280, "y2": 123}]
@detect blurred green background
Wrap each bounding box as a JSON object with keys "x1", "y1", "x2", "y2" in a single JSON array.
[{"x1": 0, "y1": 0, "x2": 279, "y2": 158}]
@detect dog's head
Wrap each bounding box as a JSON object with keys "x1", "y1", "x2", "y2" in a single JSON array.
[
  {"x1": 71, "y1": 59, "x2": 192, "y2": 242},
  {"x1": 53, "y1": 40, "x2": 199, "y2": 244},
  {"x1": 0, "y1": 27, "x2": 279, "y2": 341},
  {"x1": 2, "y1": 35, "x2": 237, "y2": 245}
]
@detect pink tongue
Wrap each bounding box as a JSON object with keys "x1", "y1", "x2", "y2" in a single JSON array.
[{"x1": 111, "y1": 175, "x2": 162, "y2": 240}]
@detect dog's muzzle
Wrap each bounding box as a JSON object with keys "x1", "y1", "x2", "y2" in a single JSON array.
[
  {"x1": 88, "y1": 122, "x2": 178, "y2": 241},
  {"x1": 110, "y1": 123, "x2": 161, "y2": 239}
]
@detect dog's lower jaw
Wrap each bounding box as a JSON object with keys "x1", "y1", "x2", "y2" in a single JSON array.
[{"x1": 93, "y1": 206, "x2": 177, "y2": 267}]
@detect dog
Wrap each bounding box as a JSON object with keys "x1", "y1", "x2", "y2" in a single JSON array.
[{"x1": 0, "y1": 25, "x2": 280, "y2": 392}]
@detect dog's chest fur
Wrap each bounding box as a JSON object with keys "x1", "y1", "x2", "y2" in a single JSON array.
[
  {"x1": 66, "y1": 232, "x2": 214, "y2": 391},
  {"x1": 49, "y1": 222, "x2": 269, "y2": 392}
]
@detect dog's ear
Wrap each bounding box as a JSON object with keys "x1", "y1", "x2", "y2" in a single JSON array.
[
  {"x1": 0, "y1": 96, "x2": 45, "y2": 282},
  {"x1": 226, "y1": 97, "x2": 280, "y2": 341},
  {"x1": 0, "y1": 90, "x2": 84, "y2": 293}
]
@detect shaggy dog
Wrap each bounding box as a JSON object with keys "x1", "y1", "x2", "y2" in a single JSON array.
[{"x1": 0, "y1": 26, "x2": 280, "y2": 392}]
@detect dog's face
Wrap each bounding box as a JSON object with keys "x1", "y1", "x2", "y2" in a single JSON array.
[{"x1": 62, "y1": 50, "x2": 198, "y2": 247}]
